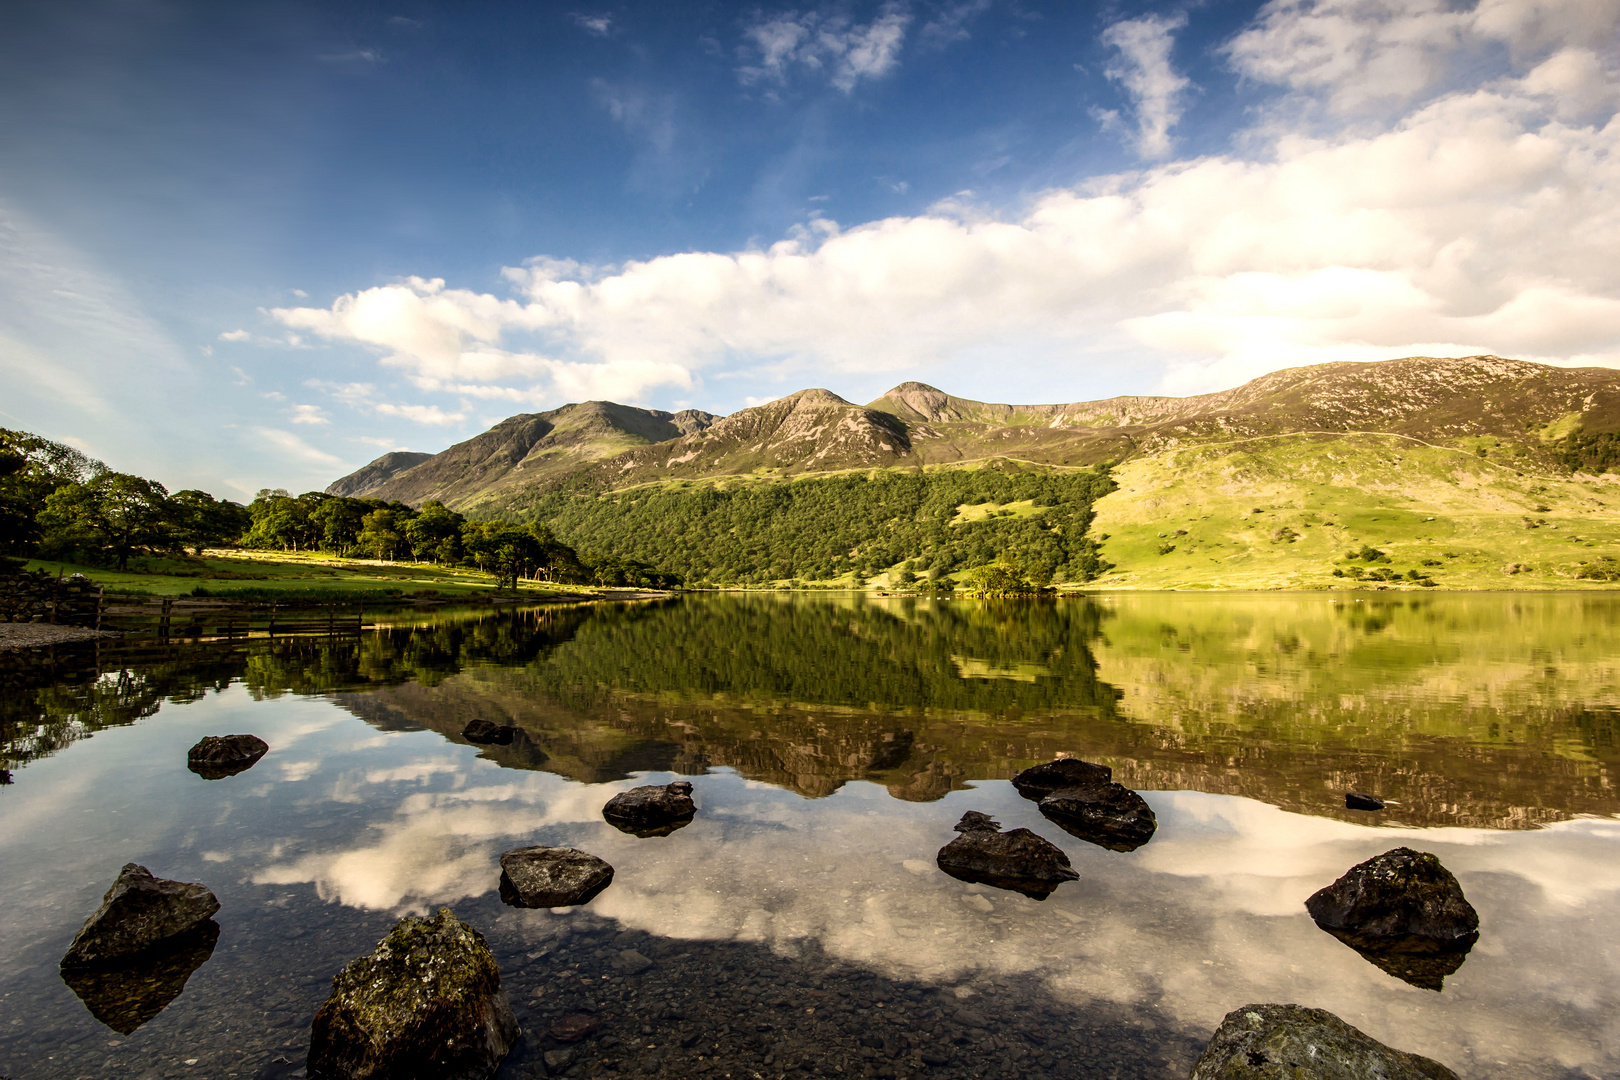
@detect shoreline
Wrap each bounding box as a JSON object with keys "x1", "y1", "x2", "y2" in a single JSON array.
[{"x1": 0, "y1": 623, "x2": 123, "y2": 651}]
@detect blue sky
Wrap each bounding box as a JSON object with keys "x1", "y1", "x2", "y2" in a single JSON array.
[{"x1": 2, "y1": 0, "x2": 1618, "y2": 497}]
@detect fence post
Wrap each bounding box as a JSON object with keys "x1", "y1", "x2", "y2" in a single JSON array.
[
  {"x1": 160, "y1": 597, "x2": 172, "y2": 642},
  {"x1": 95, "y1": 586, "x2": 104, "y2": 632},
  {"x1": 268, "y1": 601, "x2": 276, "y2": 638}
]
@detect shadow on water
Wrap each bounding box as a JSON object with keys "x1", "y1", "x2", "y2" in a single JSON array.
[{"x1": 6, "y1": 593, "x2": 1620, "y2": 830}]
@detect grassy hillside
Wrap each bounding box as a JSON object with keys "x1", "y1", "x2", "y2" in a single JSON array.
[{"x1": 1090, "y1": 432, "x2": 1620, "y2": 589}]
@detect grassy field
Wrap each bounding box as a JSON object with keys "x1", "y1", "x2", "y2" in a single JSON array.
[
  {"x1": 23, "y1": 549, "x2": 602, "y2": 601},
  {"x1": 1087, "y1": 432, "x2": 1620, "y2": 590}
]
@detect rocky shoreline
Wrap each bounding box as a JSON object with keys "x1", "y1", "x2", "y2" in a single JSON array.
[{"x1": 0, "y1": 622, "x2": 121, "y2": 650}]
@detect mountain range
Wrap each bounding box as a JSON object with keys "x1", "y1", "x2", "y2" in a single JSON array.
[
  {"x1": 327, "y1": 355, "x2": 1620, "y2": 590},
  {"x1": 333, "y1": 355, "x2": 1620, "y2": 509}
]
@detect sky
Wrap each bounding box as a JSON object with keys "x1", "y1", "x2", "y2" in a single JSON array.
[{"x1": 1, "y1": 0, "x2": 1617, "y2": 498}]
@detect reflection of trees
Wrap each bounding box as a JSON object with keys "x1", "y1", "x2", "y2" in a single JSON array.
[
  {"x1": 0, "y1": 605, "x2": 597, "y2": 781},
  {"x1": 9, "y1": 595, "x2": 1620, "y2": 831}
]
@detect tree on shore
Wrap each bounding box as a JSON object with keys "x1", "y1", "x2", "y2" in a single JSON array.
[{"x1": 38, "y1": 473, "x2": 173, "y2": 571}]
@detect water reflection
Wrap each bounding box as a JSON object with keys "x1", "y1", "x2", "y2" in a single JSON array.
[
  {"x1": 7, "y1": 595, "x2": 1620, "y2": 835},
  {"x1": 1, "y1": 652, "x2": 1619, "y2": 1077},
  {"x1": 59, "y1": 921, "x2": 220, "y2": 1034}
]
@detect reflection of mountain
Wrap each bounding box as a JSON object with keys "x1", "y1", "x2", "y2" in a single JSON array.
[
  {"x1": 323, "y1": 595, "x2": 1620, "y2": 828},
  {"x1": 11, "y1": 595, "x2": 1620, "y2": 830}
]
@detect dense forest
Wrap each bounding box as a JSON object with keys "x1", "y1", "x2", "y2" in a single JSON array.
[{"x1": 522, "y1": 463, "x2": 1117, "y2": 587}]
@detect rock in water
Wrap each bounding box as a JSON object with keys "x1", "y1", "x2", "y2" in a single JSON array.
[
  {"x1": 60, "y1": 920, "x2": 219, "y2": 1034},
  {"x1": 498, "y1": 846, "x2": 615, "y2": 908},
  {"x1": 186, "y1": 734, "x2": 269, "y2": 779},
  {"x1": 61, "y1": 864, "x2": 221, "y2": 967},
  {"x1": 935, "y1": 811, "x2": 1078, "y2": 900},
  {"x1": 308, "y1": 907, "x2": 518, "y2": 1080},
  {"x1": 1305, "y1": 847, "x2": 1479, "y2": 953},
  {"x1": 1190, "y1": 1003, "x2": 1459, "y2": 1079},
  {"x1": 603, "y1": 781, "x2": 696, "y2": 837},
  {"x1": 1345, "y1": 792, "x2": 1385, "y2": 811},
  {"x1": 1039, "y1": 783, "x2": 1157, "y2": 852},
  {"x1": 1011, "y1": 758, "x2": 1112, "y2": 800},
  {"x1": 462, "y1": 719, "x2": 517, "y2": 745}
]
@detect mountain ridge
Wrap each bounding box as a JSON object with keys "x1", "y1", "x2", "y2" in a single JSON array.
[{"x1": 327, "y1": 355, "x2": 1620, "y2": 515}]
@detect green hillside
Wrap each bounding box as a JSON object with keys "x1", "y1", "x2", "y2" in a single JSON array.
[{"x1": 1090, "y1": 432, "x2": 1620, "y2": 590}]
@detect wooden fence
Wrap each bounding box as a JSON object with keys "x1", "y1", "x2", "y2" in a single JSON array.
[{"x1": 96, "y1": 597, "x2": 367, "y2": 642}]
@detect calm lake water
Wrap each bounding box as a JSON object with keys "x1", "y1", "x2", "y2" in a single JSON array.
[{"x1": 3, "y1": 593, "x2": 1618, "y2": 1080}]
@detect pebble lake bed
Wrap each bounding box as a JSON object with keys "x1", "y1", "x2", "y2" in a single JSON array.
[{"x1": 3, "y1": 593, "x2": 1619, "y2": 1079}]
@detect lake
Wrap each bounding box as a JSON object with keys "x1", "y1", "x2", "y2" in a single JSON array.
[{"x1": 3, "y1": 592, "x2": 1618, "y2": 1080}]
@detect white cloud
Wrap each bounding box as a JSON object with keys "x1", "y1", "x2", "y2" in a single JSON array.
[
  {"x1": 738, "y1": 5, "x2": 911, "y2": 93},
  {"x1": 373, "y1": 402, "x2": 466, "y2": 425},
  {"x1": 219, "y1": 328, "x2": 251, "y2": 342},
  {"x1": 289, "y1": 404, "x2": 328, "y2": 425},
  {"x1": 254, "y1": 427, "x2": 342, "y2": 467},
  {"x1": 1099, "y1": 13, "x2": 1192, "y2": 159},
  {"x1": 572, "y1": 12, "x2": 613, "y2": 36},
  {"x1": 1227, "y1": 0, "x2": 1620, "y2": 111},
  {"x1": 919, "y1": 0, "x2": 994, "y2": 50}
]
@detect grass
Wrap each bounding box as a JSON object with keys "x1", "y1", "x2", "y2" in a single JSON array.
[
  {"x1": 23, "y1": 549, "x2": 605, "y2": 601},
  {"x1": 1086, "y1": 432, "x2": 1620, "y2": 590}
]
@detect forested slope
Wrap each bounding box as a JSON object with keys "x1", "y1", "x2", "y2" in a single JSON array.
[{"x1": 520, "y1": 463, "x2": 1116, "y2": 587}]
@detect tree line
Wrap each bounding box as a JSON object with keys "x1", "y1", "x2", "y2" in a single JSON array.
[{"x1": 0, "y1": 429, "x2": 676, "y2": 588}]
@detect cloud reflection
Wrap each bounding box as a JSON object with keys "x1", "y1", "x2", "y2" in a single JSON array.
[{"x1": 246, "y1": 751, "x2": 1620, "y2": 1076}]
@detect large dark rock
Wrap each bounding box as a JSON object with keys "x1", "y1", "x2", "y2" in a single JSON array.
[
  {"x1": 1011, "y1": 758, "x2": 1112, "y2": 800},
  {"x1": 60, "y1": 920, "x2": 219, "y2": 1034},
  {"x1": 1305, "y1": 848, "x2": 1479, "y2": 953},
  {"x1": 935, "y1": 811, "x2": 1078, "y2": 900},
  {"x1": 603, "y1": 781, "x2": 696, "y2": 837},
  {"x1": 308, "y1": 907, "x2": 518, "y2": 1080},
  {"x1": 60, "y1": 863, "x2": 221, "y2": 967},
  {"x1": 498, "y1": 846, "x2": 615, "y2": 908},
  {"x1": 186, "y1": 734, "x2": 268, "y2": 779},
  {"x1": 1346, "y1": 792, "x2": 1385, "y2": 811},
  {"x1": 1190, "y1": 1002, "x2": 1459, "y2": 1079},
  {"x1": 1038, "y1": 783, "x2": 1157, "y2": 852},
  {"x1": 462, "y1": 719, "x2": 517, "y2": 745}
]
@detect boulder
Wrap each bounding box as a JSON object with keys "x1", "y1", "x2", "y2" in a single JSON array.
[
  {"x1": 498, "y1": 846, "x2": 615, "y2": 908},
  {"x1": 60, "y1": 920, "x2": 219, "y2": 1034},
  {"x1": 1190, "y1": 1003, "x2": 1459, "y2": 1079},
  {"x1": 186, "y1": 734, "x2": 268, "y2": 779},
  {"x1": 462, "y1": 719, "x2": 517, "y2": 745},
  {"x1": 1011, "y1": 758, "x2": 1112, "y2": 800},
  {"x1": 603, "y1": 781, "x2": 696, "y2": 837},
  {"x1": 935, "y1": 811, "x2": 1078, "y2": 900},
  {"x1": 1305, "y1": 848, "x2": 1479, "y2": 954},
  {"x1": 1345, "y1": 792, "x2": 1385, "y2": 811},
  {"x1": 61, "y1": 863, "x2": 221, "y2": 967},
  {"x1": 1038, "y1": 783, "x2": 1157, "y2": 852},
  {"x1": 308, "y1": 907, "x2": 518, "y2": 1080}
]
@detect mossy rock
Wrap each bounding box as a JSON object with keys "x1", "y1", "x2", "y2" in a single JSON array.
[
  {"x1": 1191, "y1": 1003, "x2": 1459, "y2": 1079},
  {"x1": 308, "y1": 907, "x2": 517, "y2": 1080}
]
